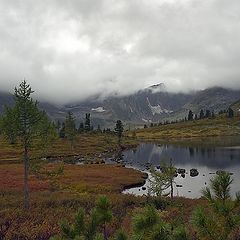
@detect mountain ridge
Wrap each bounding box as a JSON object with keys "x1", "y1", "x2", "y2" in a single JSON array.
[{"x1": 0, "y1": 86, "x2": 239, "y2": 127}]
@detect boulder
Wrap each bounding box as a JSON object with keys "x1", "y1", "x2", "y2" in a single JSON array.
[
  {"x1": 190, "y1": 168, "x2": 199, "y2": 177},
  {"x1": 177, "y1": 168, "x2": 186, "y2": 174}
]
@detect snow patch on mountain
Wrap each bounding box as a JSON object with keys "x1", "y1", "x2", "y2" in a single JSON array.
[
  {"x1": 147, "y1": 98, "x2": 173, "y2": 115},
  {"x1": 142, "y1": 118, "x2": 152, "y2": 123},
  {"x1": 91, "y1": 107, "x2": 106, "y2": 113}
]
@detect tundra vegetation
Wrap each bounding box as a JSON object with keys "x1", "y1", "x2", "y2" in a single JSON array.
[
  {"x1": 131, "y1": 115, "x2": 240, "y2": 141},
  {"x1": 0, "y1": 81, "x2": 240, "y2": 239},
  {"x1": 50, "y1": 172, "x2": 240, "y2": 240}
]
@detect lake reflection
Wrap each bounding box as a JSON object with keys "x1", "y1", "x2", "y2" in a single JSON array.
[{"x1": 122, "y1": 140, "x2": 240, "y2": 198}]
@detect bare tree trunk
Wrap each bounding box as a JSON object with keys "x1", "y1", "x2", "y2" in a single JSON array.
[{"x1": 24, "y1": 145, "x2": 29, "y2": 209}]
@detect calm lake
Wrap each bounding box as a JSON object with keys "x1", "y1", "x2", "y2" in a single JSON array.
[{"x1": 122, "y1": 137, "x2": 240, "y2": 198}]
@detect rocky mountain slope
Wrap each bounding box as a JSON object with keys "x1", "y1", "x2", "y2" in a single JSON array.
[
  {"x1": 230, "y1": 100, "x2": 240, "y2": 115},
  {"x1": 0, "y1": 85, "x2": 239, "y2": 127}
]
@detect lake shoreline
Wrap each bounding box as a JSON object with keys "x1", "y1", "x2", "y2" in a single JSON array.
[{"x1": 121, "y1": 138, "x2": 240, "y2": 198}]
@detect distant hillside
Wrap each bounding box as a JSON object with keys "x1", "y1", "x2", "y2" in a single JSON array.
[
  {"x1": 131, "y1": 115, "x2": 240, "y2": 141},
  {"x1": 0, "y1": 85, "x2": 239, "y2": 127},
  {"x1": 0, "y1": 92, "x2": 14, "y2": 113},
  {"x1": 63, "y1": 86, "x2": 240, "y2": 126},
  {"x1": 0, "y1": 91, "x2": 64, "y2": 122},
  {"x1": 230, "y1": 100, "x2": 240, "y2": 115},
  {"x1": 184, "y1": 87, "x2": 240, "y2": 113}
]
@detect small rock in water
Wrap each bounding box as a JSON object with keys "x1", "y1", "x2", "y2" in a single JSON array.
[
  {"x1": 177, "y1": 168, "x2": 186, "y2": 174},
  {"x1": 176, "y1": 184, "x2": 183, "y2": 188},
  {"x1": 142, "y1": 187, "x2": 146, "y2": 191},
  {"x1": 181, "y1": 174, "x2": 185, "y2": 178},
  {"x1": 143, "y1": 173, "x2": 148, "y2": 179},
  {"x1": 190, "y1": 168, "x2": 199, "y2": 177}
]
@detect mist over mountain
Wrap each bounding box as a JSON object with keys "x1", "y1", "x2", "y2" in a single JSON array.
[{"x1": 0, "y1": 84, "x2": 239, "y2": 128}]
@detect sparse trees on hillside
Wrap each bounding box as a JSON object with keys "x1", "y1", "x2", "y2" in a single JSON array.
[
  {"x1": 187, "y1": 110, "x2": 194, "y2": 121},
  {"x1": 227, "y1": 108, "x2": 234, "y2": 118},
  {"x1": 78, "y1": 122, "x2": 84, "y2": 133},
  {"x1": 85, "y1": 113, "x2": 91, "y2": 132},
  {"x1": 205, "y1": 109, "x2": 211, "y2": 118},
  {"x1": 219, "y1": 109, "x2": 226, "y2": 115},
  {"x1": 199, "y1": 109, "x2": 204, "y2": 119},
  {"x1": 114, "y1": 120, "x2": 124, "y2": 144}
]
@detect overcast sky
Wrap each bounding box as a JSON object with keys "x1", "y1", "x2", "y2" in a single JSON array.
[{"x1": 0, "y1": 0, "x2": 240, "y2": 103}]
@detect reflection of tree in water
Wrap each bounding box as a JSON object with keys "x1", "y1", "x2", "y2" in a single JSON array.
[
  {"x1": 122, "y1": 143, "x2": 240, "y2": 169},
  {"x1": 201, "y1": 148, "x2": 205, "y2": 158},
  {"x1": 207, "y1": 148, "x2": 212, "y2": 158},
  {"x1": 229, "y1": 148, "x2": 234, "y2": 161},
  {"x1": 189, "y1": 147, "x2": 194, "y2": 157},
  {"x1": 196, "y1": 147, "x2": 199, "y2": 154}
]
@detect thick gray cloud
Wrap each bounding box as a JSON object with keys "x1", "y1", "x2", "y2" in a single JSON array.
[{"x1": 0, "y1": 0, "x2": 240, "y2": 103}]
